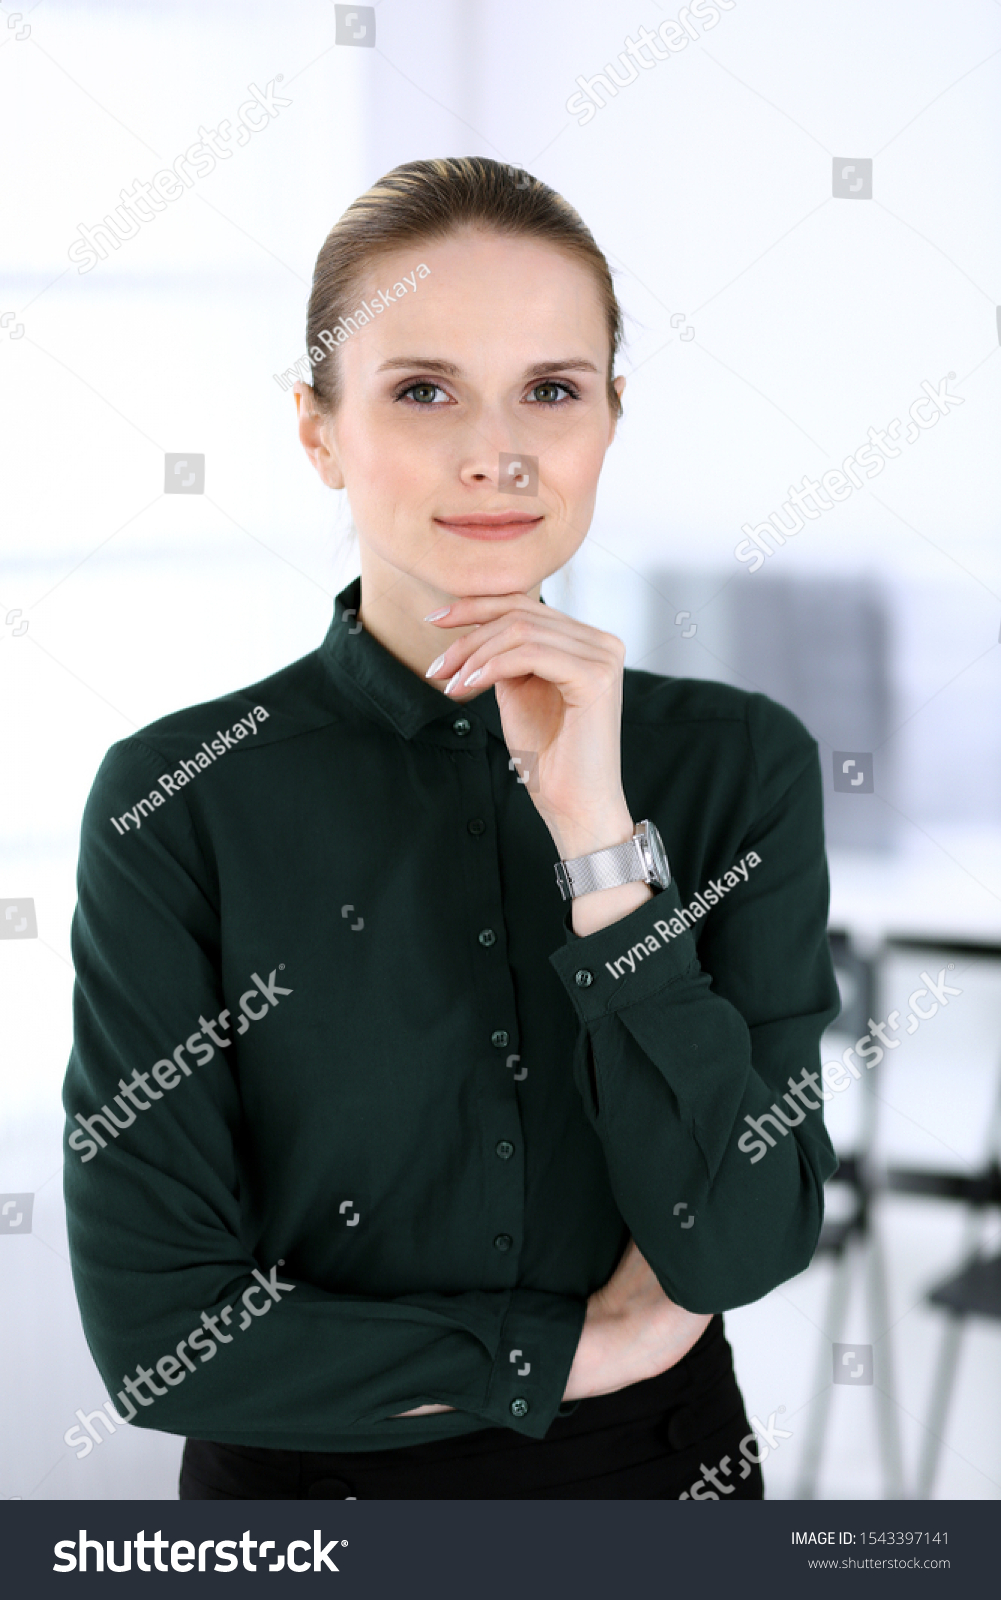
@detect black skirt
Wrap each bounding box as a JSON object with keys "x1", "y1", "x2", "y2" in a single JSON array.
[{"x1": 178, "y1": 1314, "x2": 763, "y2": 1500}]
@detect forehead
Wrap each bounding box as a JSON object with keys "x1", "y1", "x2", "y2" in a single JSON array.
[{"x1": 341, "y1": 230, "x2": 608, "y2": 374}]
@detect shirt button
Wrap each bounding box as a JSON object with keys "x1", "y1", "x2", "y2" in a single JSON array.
[
  {"x1": 491, "y1": 1029, "x2": 510, "y2": 1049},
  {"x1": 467, "y1": 818, "x2": 486, "y2": 836},
  {"x1": 493, "y1": 1233, "x2": 513, "y2": 1252},
  {"x1": 478, "y1": 928, "x2": 496, "y2": 947},
  {"x1": 495, "y1": 1140, "x2": 515, "y2": 1160},
  {"x1": 510, "y1": 1397, "x2": 530, "y2": 1418},
  {"x1": 575, "y1": 969, "x2": 594, "y2": 987},
  {"x1": 452, "y1": 718, "x2": 472, "y2": 737}
]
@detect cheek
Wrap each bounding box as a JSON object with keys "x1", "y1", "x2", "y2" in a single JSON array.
[
  {"x1": 545, "y1": 426, "x2": 607, "y2": 509},
  {"x1": 367, "y1": 409, "x2": 443, "y2": 474},
  {"x1": 342, "y1": 412, "x2": 414, "y2": 486},
  {"x1": 343, "y1": 415, "x2": 442, "y2": 528}
]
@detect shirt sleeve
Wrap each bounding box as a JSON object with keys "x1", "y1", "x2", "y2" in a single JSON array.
[
  {"x1": 62, "y1": 738, "x2": 585, "y2": 1448},
  {"x1": 547, "y1": 699, "x2": 840, "y2": 1314}
]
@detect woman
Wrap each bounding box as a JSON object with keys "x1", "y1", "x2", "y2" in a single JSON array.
[{"x1": 63, "y1": 157, "x2": 839, "y2": 1500}]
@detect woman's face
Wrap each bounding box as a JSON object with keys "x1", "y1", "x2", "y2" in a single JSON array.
[{"x1": 299, "y1": 228, "x2": 625, "y2": 600}]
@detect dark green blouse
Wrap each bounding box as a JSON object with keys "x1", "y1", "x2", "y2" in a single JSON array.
[{"x1": 62, "y1": 574, "x2": 839, "y2": 1452}]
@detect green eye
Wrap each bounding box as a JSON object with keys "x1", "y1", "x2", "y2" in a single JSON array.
[
  {"x1": 531, "y1": 383, "x2": 562, "y2": 404},
  {"x1": 409, "y1": 383, "x2": 440, "y2": 404}
]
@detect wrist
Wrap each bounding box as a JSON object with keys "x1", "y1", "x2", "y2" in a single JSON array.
[
  {"x1": 571, "y1": 877, "x2": 654, "y2": 937},
  {"x1": 551, "y1": 811, "x2": 659, "y2": 937},
  {"x1": 563, "y1": 1304, "x2": 627, "y2": 1402},
  {"x1": 549, "y1": 804, "x2": 635, "y2": 864}
]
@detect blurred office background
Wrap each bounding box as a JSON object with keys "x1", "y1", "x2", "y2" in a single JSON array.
[{"x1": 2, "y1": 0, "x2": 999, "y2": 1499}]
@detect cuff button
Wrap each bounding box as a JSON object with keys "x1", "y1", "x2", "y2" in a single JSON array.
[
  {"x1": 574, "y1": 969, "x2": 594, "y2": 987},
  {"x1": 510, "y1": 1397, "x2": 530, "y2": 1418}
]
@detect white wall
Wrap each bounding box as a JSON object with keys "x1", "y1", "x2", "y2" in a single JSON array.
[{"x1": 2, "y1": 0, "x2": 999, "y2": 1500}]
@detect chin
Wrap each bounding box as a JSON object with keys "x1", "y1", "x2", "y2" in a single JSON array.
[
  {"x1": 427, "y1": 541, "x2": 572, "y2": 595},
  {"x1": 430, "y1": 559, "x2": 549, "y2": 598}
]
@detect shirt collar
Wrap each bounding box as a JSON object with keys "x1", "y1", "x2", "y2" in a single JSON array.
[{"x1": 319, "y1": 574, "x2": 509, "y2": 743}]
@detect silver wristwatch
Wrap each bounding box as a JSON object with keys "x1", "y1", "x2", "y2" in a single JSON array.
[{"x1": 554, "y1": 819, "x2": 671, "y2": 901}]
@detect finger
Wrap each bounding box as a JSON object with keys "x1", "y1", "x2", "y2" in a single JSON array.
[
  {"x1": 425, "y1": 592, "x2": 545, "y2": 627},
  {"x1": 429, "y1": 592, "x2": 616, "y2": 651},
  {"x1": 426, "y1": 592, "x2": 606, "y2": 648},
  {"x1": 444, "y1": 639, "x2": 620, "y2": 702},
  {"x1": 428, "y1": 610, "x2": 618, "y2": 682},
  {"x1": 440, "y1": 625, "x2": 610, "y2": 692}
]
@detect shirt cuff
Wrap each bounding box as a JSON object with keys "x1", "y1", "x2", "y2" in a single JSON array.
[
  {"x1": 548, "y1": 880, "x2": 701, "y2": 1021},
  {"x1": 482, "y1": 1289, "x2": 587, "y2": 1439}
]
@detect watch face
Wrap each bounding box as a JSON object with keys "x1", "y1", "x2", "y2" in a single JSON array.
[{"x1": 643, "y1": 821, "x2": 671, "y2": 887}]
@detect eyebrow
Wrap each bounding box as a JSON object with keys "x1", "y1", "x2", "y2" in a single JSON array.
[{"x1": 374, "y1": 357, "x2": 601, "y2": 379}]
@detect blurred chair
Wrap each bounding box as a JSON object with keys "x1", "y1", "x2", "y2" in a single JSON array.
[
  {"x1": 881, "y1": 936, "x2": 1001, "y2": 1500},
  {"x1": 793, "y1": 930, "x2": 906, "y2": 1499},
  {"x1": 642, "y1": 571, "x2": 894, "y2": 850}
]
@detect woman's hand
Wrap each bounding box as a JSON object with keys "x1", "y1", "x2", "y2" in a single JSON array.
[
  {"x1": 425, "y1": 593, "x2": 632, "y2": 861},
  {"x1": 392, "y1": 1241, "x2": 708, "y2": 1416},
  {"x1": 563, "y1": 1238, "x2": 712, "y2": 1402}
]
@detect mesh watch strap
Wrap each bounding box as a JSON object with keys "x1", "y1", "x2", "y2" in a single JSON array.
[{"x1": 556, "y1": 835, "x2": 644, "y2": 900}]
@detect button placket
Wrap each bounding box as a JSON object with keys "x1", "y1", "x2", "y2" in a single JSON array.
[{"x1": 452, "y1": 720, "x2": 524, "y2": 1276}]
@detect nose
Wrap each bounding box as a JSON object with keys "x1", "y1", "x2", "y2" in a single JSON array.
[
  {"x1": 457, "y1": 441, "x2": 499, "y2": 489},
  {"x1": 454, "y1": 402, "x2": 534, "y2": 491}
]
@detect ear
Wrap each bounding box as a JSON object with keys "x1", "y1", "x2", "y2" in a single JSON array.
[
  {"x1": 608, "y1": 374, "x2": 626, "y2": 442},
  {"x1": 295, "y1": 383, "x2": 345, "y2": 491}
]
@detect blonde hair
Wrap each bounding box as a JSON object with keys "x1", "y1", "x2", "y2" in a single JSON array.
[{"x1": 305, "y1": 156, "x2": 623, "y2": 418}]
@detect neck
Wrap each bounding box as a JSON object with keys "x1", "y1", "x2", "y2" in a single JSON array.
[{"x1": 356, "y1": 542, "x2": 542, "y2": 687}]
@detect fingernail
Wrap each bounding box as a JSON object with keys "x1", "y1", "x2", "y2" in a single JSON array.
[
  {"x1": 463, "y1": 668, "x2": 483, "y2": 687},
  {"x1": 424, "y1": 607, "x2": 451, "y2": 621},
  {"x1": 425, "y1": 653, "x2": 446, "y2": 678},
  {"x1": 444, "y1": 670, "x2": 463, "y2": 695}
]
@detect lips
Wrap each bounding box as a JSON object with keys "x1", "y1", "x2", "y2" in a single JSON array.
[{"x1": 434, "y1": 512, "x2": 542, "y2": 541}]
